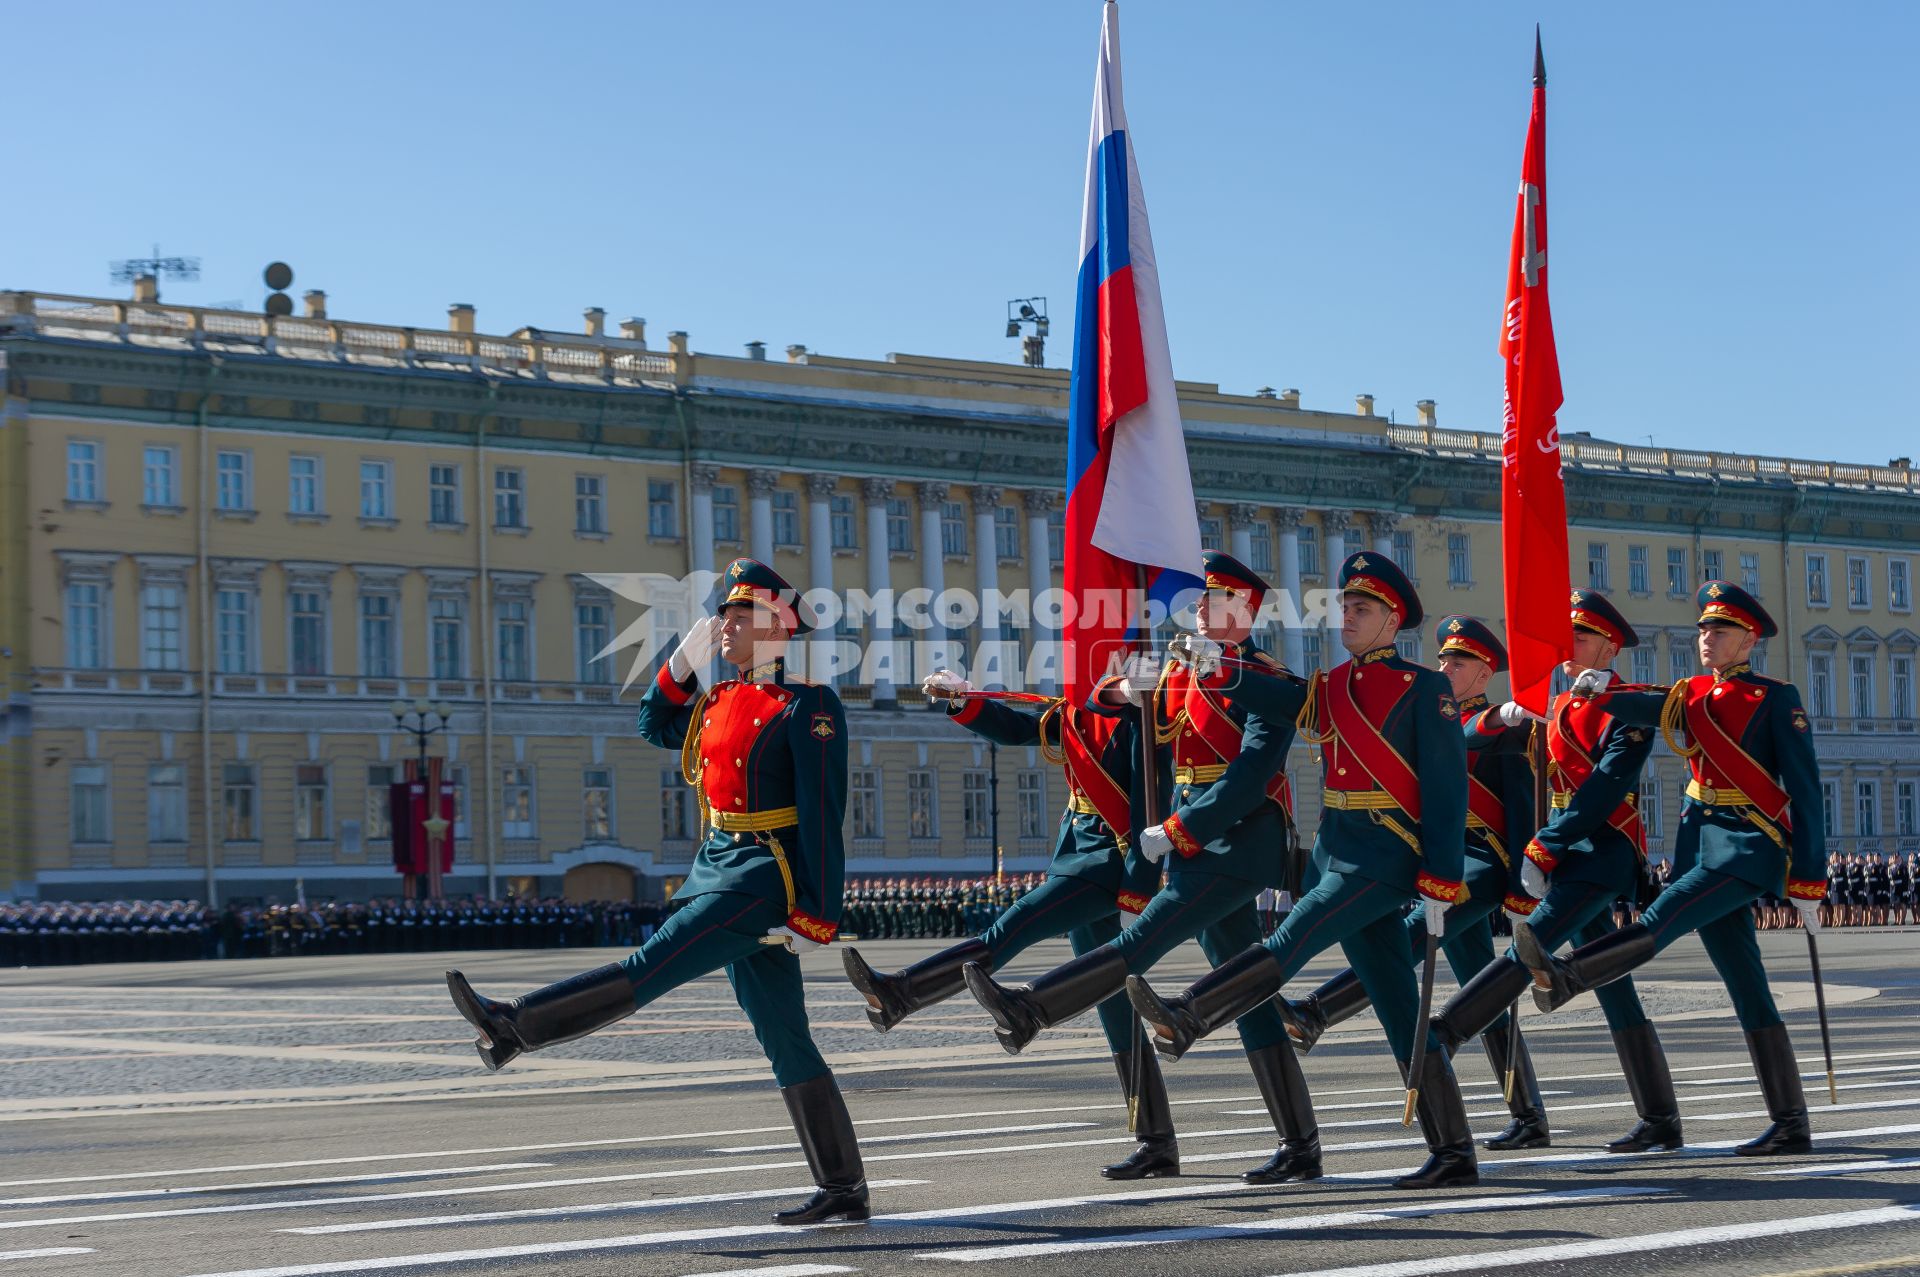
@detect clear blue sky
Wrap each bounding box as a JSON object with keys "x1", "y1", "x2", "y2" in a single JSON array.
[{"x1": 9, "y1": 2, "x2": 1914, "y2": 465}]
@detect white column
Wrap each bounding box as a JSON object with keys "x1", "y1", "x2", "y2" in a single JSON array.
[
  {"x1": 747, "y1": 468, "x2": 778, "y2": 565},
  {"x1": 806, "y1": 474, "x2": 836, "y2": 680},
  {"x1": 1024, "y1": 489, "x2": 1056, "y2": 693},
  {"x1": 862, "y1": 478, "x2": 895, "y2": 705},
  {"x1": 917, "y1": 482, "x2": 950, "y2": 666},
  {"x1": 973, "y1": 486, "x2": 1002, "y2": 686},
  {"x1": 1228, "y1": 502, "x2": 1257, "y2": 565},
  {"x1": 1367, "y1": 510, "x2": 1399, "y2": 560},
  {"x1": 688, "y1": 463, "x2": 720, "y2": 685},
  {"x1": 1275, "y1": 508, "x2": 1305, "y2": 672},
  {"x1": 1324, "y1": 510, "x2": 1352, "y2": 579}
]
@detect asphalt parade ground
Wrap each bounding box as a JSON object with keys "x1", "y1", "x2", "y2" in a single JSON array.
[{"x1": 2, "y1": 929, "x2": 1917, "y2": 1277}]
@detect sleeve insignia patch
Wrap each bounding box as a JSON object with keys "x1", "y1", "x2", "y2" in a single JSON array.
[
  {"x1": 1438, "y1": 695, "x2": 1459, "y2": 720},
  {"x1": 1791, "y1": 709, "x2": 1810, "y2": 733},
  {"x1": 1623, "y1": 728, "x2": 1649, "y2": 743},
  {"x1": 811, "y1": 713, "x2": 836, "y2": 740}
]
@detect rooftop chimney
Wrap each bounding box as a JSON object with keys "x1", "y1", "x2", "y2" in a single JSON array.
[
  {"x1": 1354, "y1": 393, "x2": 1376, "y2": 417},
  {"x1": 1278, "y1": 388, "x2": 1301, "y2": 409},
  {"x1": 303, "y1": 290, "x2": 327, "y2": 319},
  {"x1": 667, "y1": 330, "x2": 689, "y2": 356},
  {"x1": 786, "y1": 344, "x2": 809, "y2": 363},
  {"x1": 583, "y1": 307, "x2": 605, "y2": 338},
  {"x1": 132, "y1": 274, "x2": 159, "y2": 303},
  {"x1": 745, "y1": 340, "x2": 767, "y2": 360},
  {"x1": 1416, "y1": 399, "x2": 1437, "y2": 426},
  {"x1": 618, "y1": 317, "x2": 647, "y2": 347},
  {"x1": 1254, "y1": 386, "x2": 1277, "y2": 399},
  {"x1": 448, "y1": 303, "x2": 476, "y2": 334}
]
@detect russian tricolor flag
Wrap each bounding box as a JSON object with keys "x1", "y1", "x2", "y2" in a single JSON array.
[{"x1": 1063, "y1": 1, "x2": 1203, "y2": 703}]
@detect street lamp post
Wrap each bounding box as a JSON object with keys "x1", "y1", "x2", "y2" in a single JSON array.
[{"x1": 390, "y1": 699, "x2": 454, "y2": 900}]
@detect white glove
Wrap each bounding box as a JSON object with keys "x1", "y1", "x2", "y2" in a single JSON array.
[
  {"x1": 922, "y1": 669, "x2": 973, "y2": 700},
  {"x1": 1571, "y1": 668, "x2": 1613, "y2": 697},
  {"x1": 1104, "y1": 653, "x2": 1162, "y2": 706},
  {"x1": 1169, "y1": 633, "x2": 1223, "y2": 678},
  {"x1": 1794, "y1": 898, "x2": 1822, "y2": 934},
  {"x1": 1521, "y1": 858, "x2": 1549, "y2": 898},
  {"x1": 667, "y1": 615, "x2": 723, "y2": 682},
  {"x1": 1138, "y1": 824, "x2": 1173, "y2": 863},
  {"x1": 765, "y1": 925, "x2": 825, "y2": 954},
  {"x1": 1497, "y1": 701, "x2": 1546, "y2": 727},
  {"x1": 1423, "y1": 900, "x2": 1448, "y2": 939}
]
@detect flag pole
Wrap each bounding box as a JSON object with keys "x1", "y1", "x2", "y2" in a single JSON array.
[{"x1": 1127, "y1": 564, "x2": 1165, "y2": 1135}]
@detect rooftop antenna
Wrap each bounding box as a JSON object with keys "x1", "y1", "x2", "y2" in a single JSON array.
[{"x1": 109, "y1": 244, "x2": 201, "y2": 298}]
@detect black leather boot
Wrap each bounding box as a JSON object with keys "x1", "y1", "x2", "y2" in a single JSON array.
[
  {"x1": 1513, "y1": 922, "x2": 1653, "y2": 1013},
  {"x1": 964, "y1": 948, "x2": 1129, "y2": 1056},
  {"x1": 1733, "y1": 1023, "x2": 1812, "y2": 1156},
  {"x1": 1430, "y1": 956, "x2": 1535, "y2": 1055},
  {"x1": 1392, "y1": 1049, "x2": 1480, "y2": 1189},
  {"x1": 843, "y1": 939, "x2": 989, "y2": 1032},
  {"x1": 1606, "y1": 1022, "x2": 1685, "y2": 1152},
  {"x1": 772, "y1": 1073, "x2": 871, "y2": 1224},
  {"x1": 1241, "y1": 1042, "x2": 1323, "y2": 1183},
  {"x1": 446, "y1": 964, "x2": 636, "y2": 1071},
  {"x1": 1281, "y1": 967, "x2": 1373, "y2": 1054},
  {"x1": 1125, "y1": 946, "x2": 1285, "y2": 1061},
  {"x1": 1481, "y1": 1023, "x2": 1551, "y2": 1149},
  {"x1": 1101, "y1": 1037, "x2": 1181, "y2": 1180}
]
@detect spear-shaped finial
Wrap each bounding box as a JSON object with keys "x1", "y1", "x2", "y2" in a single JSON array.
[{"x1": 1534, "y1": 25, "x2": 1546, "y2": 87}]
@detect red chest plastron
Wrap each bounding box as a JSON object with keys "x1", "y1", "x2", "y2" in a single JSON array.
[
  {"x1": 1321, "y1": 660, "x2": 1415, "y2": 792},
  {"x1": 699, "y1": 681, "x2": 794, "y2": 814},
  {"x1": 1685, "y1": 674, "x2": 1768, "y2": 789}
]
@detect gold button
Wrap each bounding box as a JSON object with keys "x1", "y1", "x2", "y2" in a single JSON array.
[
  {"x1": 1404, "y1": 673, "x2": 1414, "y2": 682},
  {"x1": 1355, "y1": 671, "x2": 1363, "y2": 681},
  {"x1": 1338, "y1": 767, "x2": 1348, "y2": 776},
  {"x1": 735, "y1": 758, "x2": 744, "y2": 767},
  {"x1": 753, "y1": 718, "x2": 762, "y2": 726},
  {"x1": 735, "y1": 797, "x2": 745, "y2": 807}
]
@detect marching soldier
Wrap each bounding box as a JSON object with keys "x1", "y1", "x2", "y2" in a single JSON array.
[
  {"x1": 1127, "y1": 552, "x2": 1478, "y2": 1190},
  {"x1": 1274, "y1": 615, "x2": 1549, "y2": 1150},
  {"x1": 1511, "y1": 580, "x2": 1827, "y2": 1155},
  {"x1": 842, "y1": 663, "x2": 1176, "y2": 1180},
  {"x1": 963, "y1": 551, "x2": 1317, "y2": 1185},
  {"x1": 448, "y1": 558, "x2": 868, "y2": 1224},
  {"x1": 1427, "y1": 586, "x2": 1682, "y2": 1154}
]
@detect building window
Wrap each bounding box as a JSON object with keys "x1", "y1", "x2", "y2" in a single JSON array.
[
  {"x1": 1847, "y1": 556, "x2": 1871, "y2": 608},
  {"x1": 1701, "y1": 548, "x2": 1723, "y2": 583},
  {"x1": 1897, "y1": 779, "x2": 1918, "y2": 838},
  {"x1": 1632, "y1": 647, "x2": 1656, "y2": 684},
  {"x1": 962, "y1": 770, "x2": 991, "y2": 838},
  {"x1": 359, "y1": 593, "x2": 396, "y2": 678},
  {"x1": 1628, "y1": 544, "x2": 1649, "y2": 595},
  {"x1": 830, "y1": 495, "x2": 858, "y2": 550},
  {"x1": 1666, "y1": 546, "x2": 1687, "y2": 598},
  {"x1": 1807, "y1": 552, "x2": 1829, "y2": 606},
  {"x1": 1395, "y1": 633, "x2": 1421, "y2": 662},
  {"x1": 496, "y1": 599, "x2": 531, "y2": 682},
  {"x1": 1447, "y1": 533, "x2": 1472, "y2": 586},
  {"x1": 65, "y1": 582, "x2": 106, "y2": 669},
  {"x1": 359, "y1": 460, "x2": 393, "y2": 519},
  {"x1": 583, "y1": 767, "x2": 613, "y2": 840},
  {"x1": 365, "y1": 764, "x2": 395, "y2": 841},
  {"x1": 1392, "y1": 529, "x2": 1415, "y2": 575},
  {"x1": 1856, "y1": 780, "x2": 1879, "y2": 837},
  {"x1": 1851, "y1": 653, "x2": 1875, "y2": 717},
  {"x1": 1669, "y1": 636, "x2": 1693, "y2": 682},
  {"x1": 223, "y1": 762, "x2": 257, "y2": 841},
  {"x1": 1298, "y1": 525, "x2": 1320, "y2": 578},
  {"x1": 1642, "y1": 774, "x2": 1662, "y2": 846},
  {"x1": 148, "y1": 763, "x2": 187, "y2": 843},
  {"x1": 216, "y1": 588, "x2": 255, "y2": 674},
  {"x1": 1808, "y1": 653, "x2": 1835, "y2": 718},
  {"x1": 886, "y1": 498, "x2": 913, "y2": 554},
  {"x1": 1199, "y1": 518, "x2": 1223, "y2": 552},
  {"x1": 1751, "y1": 642, "x2": 1769, "y2": 675},
  {"x1": 289, "y1": 454, "x2": 322, "y2": 515},
  {"x1": 448, "y1": 764, "x2": 470, "y2": 839},
  {"x1": 290, "y1": 590, "x2": 327, "y2": 676},
  {"x1": 71, "y1": 763, "x2": 110, "y2": 843},
  {"x1": 143, "y1": 445, "x2": 178, "y2": 506},
  {"x1": 294, "y1": 764, "x2": 329, "y2": 841},
  {"x1": 575, "y1": 474, "x2": 606, "y2": 534},
  {"x1": 1820, "y1": 779, "x2": 1837, "y2": 839},
  {"x1": 1586, "y1": 542, "x2": 1609, "y2": 592},
  {"x1": 772, "y1": 490, "x2": 800, "y2": 547},
  {"x1": 1017, "y1": 770, "x2": 1045, "y2": 838},
  {"x1": 659, "y1": 768, "x2": 690, "y2": 840},
  {"x1": 141, "y1": 583, "x2": 184, "y2": 670},
  {"x1": 1301, "y1": 631, "x2": 1324, "y2": 672},
  {"x1": 67, "y1": 440, "x2": 101, "y2": 502},
  {"x1": 1892, "y1": 655, "x2": 1914, "y2": 720},
  {"x1": 431, "y1": 596, "x2": 465, "y2": 679},
  {"x1": 1740, "y1": 552, "x2": 1762, "y2": 596},
  {"x1": 995, "y1": 506, "x2": 1020, "y2": 561},
  {"x1": 216, "y1": 450, "x2": 251, "y2": 511},
  {"x1": 1048, "y1": 508, "x2": 1066, "y2": 564},
  {"x1": 501, "y1": 766, "x2": 535, "y2": 839},
  {"x1": 850, "y1": 767, "x2": 880, "y2": 838},
  {"x1": 941, "y1": 502, "x2": 968, "y2": 557},
  {"x1": 493, "y1": 468, "x2": 525, "y2": 529},
  {"x1": 576, "y1": 601, "x2": 612, "y2": 683},
  {"x1": 430, "y1": 464, "x2": 462, "y2": 525},
  {"x1": 907, "y1": 769, "x2": 937, "y2": 838},
  {"x1": 1249, "y1": 522, "x2": 1273, "y2": 574},
  {"x1": 1893, "y1": 559, "x2": 1913, "y2": 612},
  {"x1": 647, "y1": 478, "x2": 677, "y2": 538},
  {"x1": 712, "y1": 484, "x2": 740, "y2": 543}
]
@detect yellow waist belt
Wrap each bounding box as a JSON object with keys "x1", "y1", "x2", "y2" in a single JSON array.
[
  {"x1": 1174, "y1": 763, "x2": 1229, "y2": 784},
  {"x1": 1323, "y1": 789, "x2": 1401, "y2": 811},
  {"x1": 1066, "y1": 794, "x2": 1102, "y2": 816},
  {"x1": 1686, "y1": 781, "x2": 1754, "y2": 807},
  {"x1": 710, "y1": 805, "x2": 799, "y2": 832}
]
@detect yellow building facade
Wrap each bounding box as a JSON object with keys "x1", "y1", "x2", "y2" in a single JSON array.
[{"x1": 2, "y1": 288, "x2": 1916, "y2": 903}]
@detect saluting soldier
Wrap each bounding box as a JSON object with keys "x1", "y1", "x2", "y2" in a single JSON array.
[
  {"x1": 842, "y1": 662, "x2": 1176, "y2": 1180},
  {"x1": 1127, "y1": 552, "x2": 1477, "y2": 1190},
  {"x1": 1511, "y1": 580, "x2": 1827, "y2": 1155},
  {"x1": 1275, "y1": 615, "x2": 1550, "y2": 1150},
  {"x1": 1427, "y1": 587, "x2": 1682, "y2": 1154},
  {"x1": 963, "y1": 552, "x2": 1316, "y2": 1185},
  {"x1": 447, "y1": 558, "x2": 868, "y2": 1224}
]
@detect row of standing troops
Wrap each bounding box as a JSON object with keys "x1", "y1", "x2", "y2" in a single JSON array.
[{"x1": 444, "y1": 549, "x2": 1827, "y2": 1225}]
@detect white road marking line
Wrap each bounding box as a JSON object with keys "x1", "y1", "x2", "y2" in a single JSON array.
[
  {"x1": 1680, "y1": 1062, "x2": 1920, "y2": 1086},
  {"x1": 924, "y1": 1186, "x2": 1669, "y2": 1261},
  {"x1": 1482, "y1": 1121, "x2": 1920, "y2": 1171},
  {"x1": 1689, "y1": 1095, "x2": 1920, "y2": 1123},
  {"x1": 672, "y1": 1267, "x2": 853, "y2": 1277},
  {"x1": 0, "y1": 1163, "x2": 552, "y2": 1207},
  {"x1": 1756, "y1": 1157, "x2": 1920, "y2": 1178},
  {"x1": 0, "y1": 1249, "x2": 94, "y2": 1261},
  {"x1": 280, "y1": 1179, "x2": 929, "y2": 1234},
  {"x1": 1219, "y1": 1091, "x2": 1574, "y2": 1117},
  {"x1": 1254, "y1": 1200, "x2": 1920, "y2": 1277},
  {"x1": 709, "y1": 1121, "x2": 1095, "y2": 1152}
]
